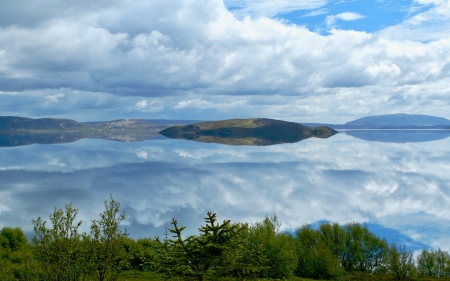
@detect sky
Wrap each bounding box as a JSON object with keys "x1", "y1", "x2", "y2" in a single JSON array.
[{"x1": 1, "y1": 0, "x2": 450, "y2": 123}]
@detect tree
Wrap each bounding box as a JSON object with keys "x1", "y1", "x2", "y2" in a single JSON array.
[
  {"x1": 152, "y1": 212, "x2": 264, "y2": 281},
  {"x1": 32, "y1": 203, "x2": 85, "y2": 281},
  {"x1": 343, "y1": 223, "x2": 388, "y2": 273},
  {"x1": 31, "y1": 195, "x2": 131, "y2": 281},
  {"x1": 386, "y1": 243, "x2": 415, "y2": 280},
  {"x1": 295, "y1": 225, "x2": 341, "y2": 279},
  {"x1": 84, "y1": 195, "x2": 131, "y2": 281},
  {"x1": 0, "y1": 227, "x2": 28, "y2": 252},
  {"x1": 417, "y1": 248, "x2": 450, "y2": 277},
  {"x1": 246, "y1": 215, "x2": 297, "y2": 279}
]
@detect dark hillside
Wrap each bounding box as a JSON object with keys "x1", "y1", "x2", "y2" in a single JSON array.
[
  {"x1": 346, "y1": 113, "x2": 450, "y2": 127},
  {"x1": 0, "y1": 116, "x2": 87, "y2": 131},
  {"x1": 160, "y1": 118, "x2": 337, "y2": 146}
]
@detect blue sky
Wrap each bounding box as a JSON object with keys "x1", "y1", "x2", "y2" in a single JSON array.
[
  {"x1": 0, "y1": 0, "x2": 449, "y2": 122},
  {"x1": 227, "y1": 0, "x2": 421, "y2": 33}
]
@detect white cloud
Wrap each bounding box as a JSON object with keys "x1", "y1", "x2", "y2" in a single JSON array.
[
  {"x1": 136, "y1": 151, "x2": 148, "y2": 159},
  {"x1": 45, "y1": 93, "x2": 65, "y2": 102},
  {"x1": 0, "y1": 0, "x2": 449, "y2": 122},
  {"x1": 134, "y1": 98, "x2": 164, "y2": 113},
  {"x1": 0, "y1": 91, "x2": 17, "y2": 95},
  {"x1": 0, "y1": 166, "x2": 21, "y2": 171},
  {"x1": 135, "y1": 100, "x2": 147, "y2": 109},
  {"x1": 173, "y1": 98, "x2": 247, "y2": 110},
  {"x1": 326, "y1": 12, "x2": 366, "y2": 26},
  {"x1": 48, "y1": 159, "x2": 67, "y2": 167},
  {"x1": 380, "y1": 0, "x2": 450, "y2": 41},
  {"x1": 336, "y1": 12, "x2": 366, "y2": 21}
]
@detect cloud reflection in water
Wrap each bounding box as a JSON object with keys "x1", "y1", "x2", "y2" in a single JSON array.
[{"x1": 0, "y1": 132, "x2": 450, "y2": 251}]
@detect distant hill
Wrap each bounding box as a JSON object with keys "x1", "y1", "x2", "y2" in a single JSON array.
[
  {"x1": 302, "y1": 114, "x2": 450, "y2": 129},
  {"x1": 346, "y1": 114, "x2": 450, "y2": 127},
  {"x1": 160, "y1": 118, "x2": 337, "y2": 146},
  {"x1": 0, "y1": 116, "x2": 87, "y2": 131},
  {"x1": 0, "y1": 116, "x2": 170, "y2": 132}
]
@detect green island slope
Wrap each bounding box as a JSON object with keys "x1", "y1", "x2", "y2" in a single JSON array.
[{"x1": 160, "y1": 118, "x2": 337, "y2": 146}]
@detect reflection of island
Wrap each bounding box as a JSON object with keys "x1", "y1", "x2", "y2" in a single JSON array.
[
  {"x1": 0, "y1": 117, "x2": 174, "y2": 147},
  {"x1": 0, "y1": 131, "x2": 165, "y2": 147},
  {"x1": 160, "y1": 118, "x2": 337, "y2": 146},
  {"x1": 345, "y1": 130, "x2": 450, "y2": 143}
]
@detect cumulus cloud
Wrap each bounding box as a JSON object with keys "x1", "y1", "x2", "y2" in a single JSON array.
[
  {"x1": 380, "y1": 0, "x2": 450, "y2": 41},
  {"x1": 45, "y1": 93, "x2": 65, "y2": 102},
  {"x1": 134, "y1": 99, "x2": 164, "y2": 113},
  {"x1": 173, "y1": 98, "x2": 247, "y2": 110},
  {"x1": 0, "y1": 0, "x2": 449, "y2": 121},
  {"x1": 326, "y1": 12, "x2": 366, "y2": 26}
]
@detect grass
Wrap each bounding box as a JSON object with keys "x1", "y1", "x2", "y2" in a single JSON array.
[{"x1": 117, "y1": 271, "x2": 450, "y2": 281}]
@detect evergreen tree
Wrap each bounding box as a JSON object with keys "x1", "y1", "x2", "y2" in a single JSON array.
[{"x1": 152, "y1": 212, "x2": 265, "y2": 281}]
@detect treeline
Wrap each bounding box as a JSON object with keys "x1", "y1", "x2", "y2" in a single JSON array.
[{"x1": 1, "y1": 196, "x2": 450, "y2": 281}]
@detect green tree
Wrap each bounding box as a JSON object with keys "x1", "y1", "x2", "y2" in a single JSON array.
[
  {"x1": 294, "y1": 225, "x2": 340, "y2": 279},
  {"x1": 84, "y1": 195, "x2": 131, "y2": 281},
  {"x1": 417, "y1": 248, "x2": 450, "y2": 277},
  {"x1": 246, "y1": 215, "x2": 297, "y2": 279},
  {"x1": 339, "y1": 223, "x2": 388, "y2": 273},
  {"x1": 1, "y1": 227, "x2": 28, "y2": 252},
  {"x1": 0, "y1": 227, "x2": 42, "y2": 280},
  {"x1": 31, "y1": 195, "x2": 131, "y2": 281},
  {"x1": 386, "y1": 243, "x2": 415, "y2": 281},
  {"x1": 153, "y1": 212, "x2": 263, "y2": 281},
  {"x1": 32, "y1": 203, "x2": 85, "y2": 281},
  {"x1": 318, "y1": 222, "x2": 345, "y2": 263}
]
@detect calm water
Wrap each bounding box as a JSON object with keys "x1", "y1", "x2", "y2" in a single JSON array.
[{"x1": 1, "y1": 130, "x2": 450, "y2": 252}]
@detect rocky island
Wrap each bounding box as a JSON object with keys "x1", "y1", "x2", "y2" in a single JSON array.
[{"x1": 160, "y1": 118, "x2": 337, "y2": 146}]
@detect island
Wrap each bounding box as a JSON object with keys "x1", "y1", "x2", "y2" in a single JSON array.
[{"x1": 159, "y1": 118, "x2": 337, "y2": 146}]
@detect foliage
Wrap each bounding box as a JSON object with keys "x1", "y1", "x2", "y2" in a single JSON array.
[
  {"x1": 6, "y1": 196, "x2": 450, "y2": 281},
  {"x1": 386, "y1": 243, "x2": 415, "y2": 280},
  {"x1": 1, "y1": 227, "x2": 28, "y2": 252},
  {"x1": 84, "y1": 195, "x2": 131, "y2": 281},
  {"x1": 295, "y1": 225, "x2": 341, "y2": 279},
  {"x1": 416, "y1": 248, "x2": 450, "y2": 277},
  {"x1": 31, "y1": 195, "x2": 130, "y2": 281},
  {"x1": 32, "y1": 202, "x2": 85, "y2": 281},
  {"x1": 294, "y1": 222, "x2": 388, "y2": 279},
  {"x1": 152, "y1": 212, "x2": 265, "y2": 281},
  {"x1": 341, "y1": 222, "x2": 388, "y2": 273},
  {"x1": 245, "y1": 215, "x2": 297, "y2": 279}
]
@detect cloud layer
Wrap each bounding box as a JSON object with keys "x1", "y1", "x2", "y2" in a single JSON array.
[{"x1": 0, "y1": 0, "x2": 449, "y2": 122}]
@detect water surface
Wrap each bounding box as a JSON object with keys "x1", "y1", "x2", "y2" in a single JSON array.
[{"x1": 1, "y1": 130, "x2": 450, "y2": 252}]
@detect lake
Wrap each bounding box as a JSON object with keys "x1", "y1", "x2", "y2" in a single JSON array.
[{"x1": 1, "y1": 129, "x2": 450, "y2": 252}]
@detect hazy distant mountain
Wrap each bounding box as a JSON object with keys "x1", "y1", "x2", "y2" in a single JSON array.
[
  {"x1": 0, "y1": 116, "x2": 87, "y2": 131},
  {"x1": 160, "y1": 118, "x2": 337, "y2": 146},
  {"x1": 302, "y1": 114, "x2": 450, "y2": 129},
  {"x1": 0, "y1": 116, "x2": 170, "y2": 132},
  {"x1": 345, "y1": 114, "x2": 450, "y2": 127}
]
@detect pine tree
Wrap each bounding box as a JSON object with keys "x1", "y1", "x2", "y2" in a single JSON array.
[{"x1": 152, "y1": 212, "x2": 265, "y2": 281}]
